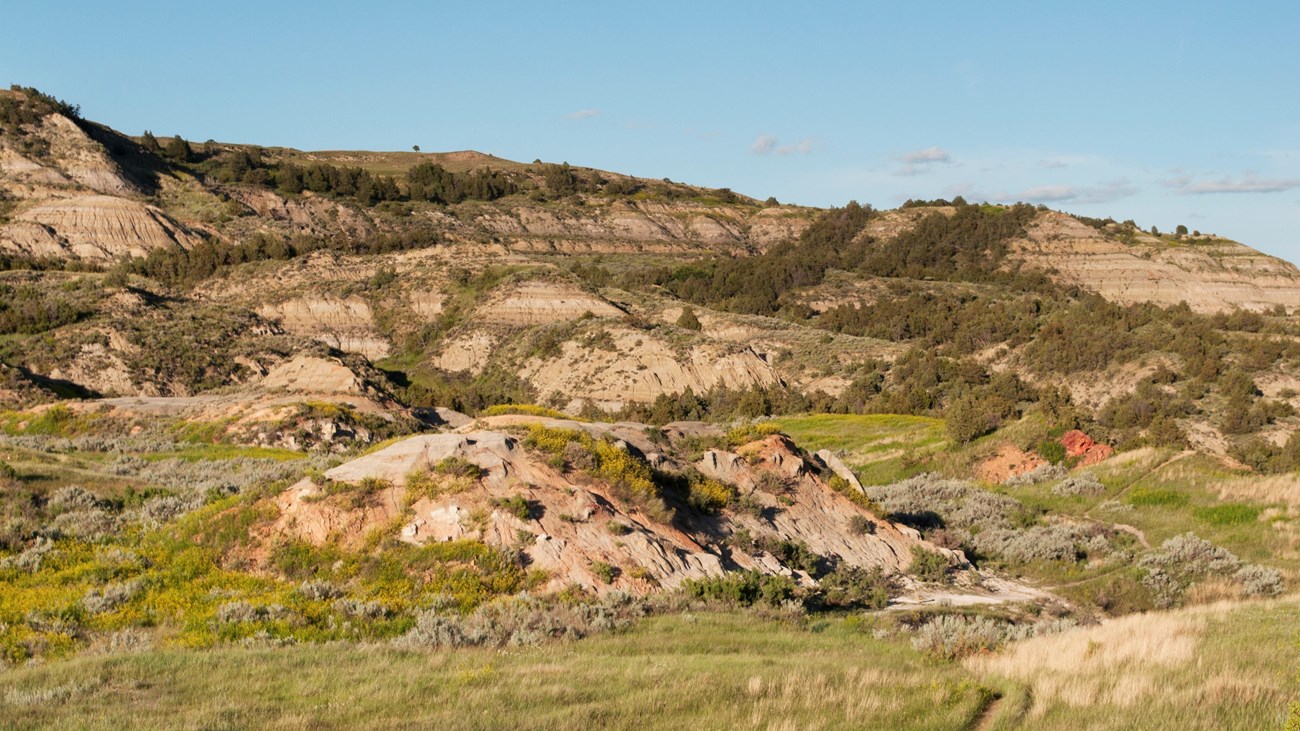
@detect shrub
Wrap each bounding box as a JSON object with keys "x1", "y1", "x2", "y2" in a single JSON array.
[
  {"x1": 82, "y1": 579, "x2": 142, "y2": 614},
  {"x1": 591, "y1": 561, "x2": 618, "y2": 584},
  {"x1": 911, "y1": 614, "x2": 1007, "y2": 660},
  {"x1": 911, "y1": 614, "x2": 1076, "y2": 660},
  {"x1": 432, "y1": 456, "x2": 484, "y2": 480},
  {"x1": 332, "y1": 598, "x2": 390, "y2": 620},
  {"x1": 1051, "y1": 473, "x2": 1105, "y2": 496},
  {"x1": 972, "y1": 524, "x2": 1097, "y2": 564},
  {"x1": 818, "y1": 566, "x2": 895, "y2": 609},
  {"x1": 908, "y1": 545, "x2": 951, "y2": 582},
  {"x1": 681, "y1": 571, "x2": 800, "y2": 607},
  {"x1": 479, "y1": 404, "x2": 572, "y2": 420},
  {"x1": 725, "y1": 422, "x2": 782, "y2": 447},
  {"x1": 523, "y1": 425, "x2": 668, "y2": 521},
  {"x1": 47, "y1": 485, "x2": 102, "y2": 513},
  {"x1": 297, "y1": 580, "x2": 343, "y2": 601},
  {"x1": 847, "y1": 514, "x2": 875, "y2": 535},
  {"x1": 216, "y1": 601, "x2": 287, "y2": 624},
  {"x1": 1036, "y1": 439, "x2": 1067, "y2": 465},
  {"x1": 945, "y1": 394, "x2": 999, "y2": 444},
  {"x1": 1004, "y1": 463, "x2": 1067, "y2": 487},
  {"x1": 494, "y1": 494, "x2": 537, "y2": 521},
  {"x1": 754, "y1": 536, "x2": 827, "y2": 577},
  {"x1": 1137, "y1": 533, "x2": 1270, "y2": 607},
  {"x1": 396, "y1": 593, "x2": 646, "y2": 648},
  {"x1": 49, "y1": 508, "x2": 120, "y2": 542},
  {"x1": 687, "y1": 478, "x2": 734, "y2": 514},
  {"x1": 105, "y1": 628, "x2": 153, "y2": 655},
  {"x1": 868, "y1": 473, "x2": 1023, "y2": 533},
  {"x1": 607, "y1": 521, "x2": 632, "y2": 536},
  {"x1": 1235, "y1": 564, "x2": 1284, "y2": 597}
]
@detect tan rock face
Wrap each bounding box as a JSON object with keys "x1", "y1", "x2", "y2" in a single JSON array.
[
  {"x1": 477, "y1": 280, "x2": 624, "y2": 326},
  {"x1": 0, "y1": 112, "x2": 138, "y2": 197},
  {"x1": 257, "y1": 296, "x2": 390, "y2": 360},
  {"x1": 292, "y1": 425, "x2": 959, "y2": 594},
  {"x1": 431, "y1": 331, "x2": 498, "y2": 375},
  {"x1": 521, "y1": 325, "x2": 780, "y2": 406},
  {"x1": 1, "y1": 195, "x2": 201, "y2": 260},
  {"x1": 261, "y1": 355, "x2": 368, "y2": 395},
  {"x1": 1012, "y1": 212, "x2": 1300, "y2": 313},
  {"x1": 476, "y1": 200, "x2": 810, "y2": 254}
]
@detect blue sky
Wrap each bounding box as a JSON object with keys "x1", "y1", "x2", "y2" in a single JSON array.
[{"x1": 5, "y1": 1, "x2": 1299, "y2": 261}]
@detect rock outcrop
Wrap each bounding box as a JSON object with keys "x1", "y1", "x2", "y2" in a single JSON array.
[
  {"x1": 1, "y1": 195, "x2": 201, "y2": 260},
  {"x1": 1011, "y1": 212, "x2": 1300, "y2": 313},
  {"x1": 1060, "y1": 429, "x2": 1114, "y2": 466},
  {"x1": 257, "y1": 296, "x2": 390, "y2": 360},
  {"x1": 266, "y1": 422, "x2": 961, "y2": 594},
  {"x1": 521, "y1": 326, "x2": 781, "y2": 407}
]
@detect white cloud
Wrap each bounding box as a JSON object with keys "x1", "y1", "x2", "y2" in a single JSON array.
[
  {"x1": 566, "y1": 108, "x2": 601, "y2": 120},
  {"x1": 750, "y1": 134, "x2": 778, "y2": 155},
  {"x1": 751, "y1": 135, "x2": 815, "y2": 156},
  {"x1": 894, "y1": 146, "x2": 952, "y2": 176},
  {"x1": 938, "y1": 179, "x2": 1136, "y2": 205},
  {"x1": 900, "y1": 146, "x2": 951, "y2": 164},
  {"x1": 1017, "y1": 179, "x2": 1137, "y2": 205},
  {"x1": 1164, "y1": 173, "x2": 1300, "y2": 195},
  {"x1": 776, "y1": 138, "x2": 815, "y2": 155}
]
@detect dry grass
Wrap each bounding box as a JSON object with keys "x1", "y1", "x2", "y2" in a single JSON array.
[
  {"x1": 1216, "y1": 472, "x2": 1300, "y2": 510},
  {"x1": 968, "y1": 596, "x2": 1300, "y2": 729}
]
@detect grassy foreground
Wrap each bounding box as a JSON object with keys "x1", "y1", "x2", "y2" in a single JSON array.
[
  {"x1": 3, "y1": 599, "x2": 1297, "y2": 730},
  {"x1": 1, "y1": 613, "x2": 986, "y2": 730}
]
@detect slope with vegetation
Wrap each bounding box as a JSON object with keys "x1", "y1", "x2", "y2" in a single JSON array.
[{"x1": 0, "y1": 84, "x2": 1298, "y2": 728}]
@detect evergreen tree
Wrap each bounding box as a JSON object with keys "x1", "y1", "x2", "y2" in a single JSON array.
[
  {"x1": 676, "y1": 306, "x2": 702, "y2": 331},
  {"x1": 163, "y1": 134, "x2": 193, "y2": 162}
]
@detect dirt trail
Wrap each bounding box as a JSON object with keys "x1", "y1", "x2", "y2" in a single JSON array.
[
  {"x1": 1086, "y1": 450, "x2": 1194, "y2": 518},
  {"x1": 970, "y1": 695, "x2": 1004, "y2": 731}
]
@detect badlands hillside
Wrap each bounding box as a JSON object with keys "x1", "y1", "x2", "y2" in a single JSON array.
[{"x1": 1, "y1": 85, "x2": 1299, "y2": 729}]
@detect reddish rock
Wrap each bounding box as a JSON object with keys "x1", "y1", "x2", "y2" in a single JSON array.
[
  {"x1": 1060, "y1": 430, "x2": 1114, "y2": 466},
  {"x1": 975, "y1": 444, "x2": 1048, "y2": 484}
]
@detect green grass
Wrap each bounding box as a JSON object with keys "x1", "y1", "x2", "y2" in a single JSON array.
[
  {"x1": 1127, "y1": 487, "x2": 1189, "y2": 507},
  {"x1": 769, "y1": 414, "x2": 947, "y2": 485},
  {"x1": 3, "y1": 600, "x2": 1296, "y2": 730},
  {"x1": 0, "y1": 613, "x2": 989, "y2": 730},
  {"x1": 141, "y1": 444, "x2": 307, "y2": 462},
  {"x1": 1193, "y1": 503, "x2": 1262, "y2": 526}
]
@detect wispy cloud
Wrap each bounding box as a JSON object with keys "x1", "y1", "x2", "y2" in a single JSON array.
[
  {"x1": 750, "y1": 134, "x2": 778, "y2": 154},
  {"x1": 1164, "y1": 172, "x2": 1300, "y2": 195},
  {"x1": 901, "y1": 146, "x2": 951, "y2": 164},
  {"x1": 941, "y1": 179, "x2": 1137, "y2": 205},
  {"x1": 894, "y1": 146, "x2": 952, "y2": 176},
  {"x1": 776, "y1": 138, "x2": 815, "y2": 155},
  {"x1": 565, "y1": 108, "x2": 601, "y2": 120},
  {"x1": 751, "y1": 135, "x2": 816, "y2": 156},
  {"x1": 1018, "y1": 179, "x2": 1138, "y2": 205}
]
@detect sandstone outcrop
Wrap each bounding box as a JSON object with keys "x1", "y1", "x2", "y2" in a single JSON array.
[
  {"x1": 521, "y1": 326, "x2": 781, "y2": 407},
  {"x1": 267, "y1": 422, "x2": 961, "y2": 593},
  {"x1": 1011, "y1": 212, "x2": 1300, "y2": 313},
  {"x1": 257, "y1": 296, "x2": 390, "y2": 360},
  {"x1": 1, "y1": 195, "x2": 201, "y2": 260},
  {"x1": 476, "y1": 280, "x2": 624, "y2": 325}
]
